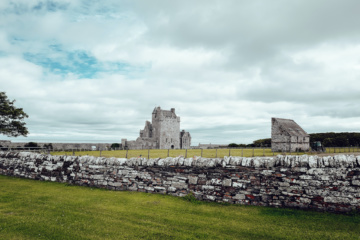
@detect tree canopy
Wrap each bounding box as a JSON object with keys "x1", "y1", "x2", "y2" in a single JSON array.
[
  {"x1": 230, "y1": 132, "x2": 360, "y2": 148},
  {"x1": 0, "y1": 92, "x2": 29, "y2": 137},
  {"x1": 110, "y1": 143, "x2": 121, "y2": 149}
]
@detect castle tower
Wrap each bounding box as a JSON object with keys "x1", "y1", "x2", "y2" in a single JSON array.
[
  {"x1": 122, "y1": 107, "x2": 190, "y2": 150},
  {"x1": 152, "y1": 107, "x2": 180, "y2": 149}
]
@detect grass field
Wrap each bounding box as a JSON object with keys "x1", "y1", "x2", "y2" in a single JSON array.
[
  {"x1": 50, "y1": 147, "x2": 360, "y2": 159},
  {"x1": 0, "y1": 175, "x2": 359, "y2": 240}
]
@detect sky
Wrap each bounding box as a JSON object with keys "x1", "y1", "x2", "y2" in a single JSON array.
[{"x1": 1, "y1": 0, "x2": 360, "y2": 145}]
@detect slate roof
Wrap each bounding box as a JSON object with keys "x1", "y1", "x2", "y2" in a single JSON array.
[{"x1": 273, "y1": 118, "x2": 309, "y2": 137}]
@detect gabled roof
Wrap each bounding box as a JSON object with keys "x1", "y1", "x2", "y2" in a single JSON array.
[{"x1": 272, "y1": 118, "x2": 309, "y2": 137}]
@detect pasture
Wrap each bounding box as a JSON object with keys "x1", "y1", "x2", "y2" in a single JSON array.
[
  {"x1": 50, "y1": 147, "x2": 360, "y2": 159},
  {"x1": 0, "y1": 175, "x2": 359, "y2": 239}
]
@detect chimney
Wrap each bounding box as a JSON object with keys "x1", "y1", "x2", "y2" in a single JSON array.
[{"x1": 171, "y1": 108, "x2": 175, "y2": 113}]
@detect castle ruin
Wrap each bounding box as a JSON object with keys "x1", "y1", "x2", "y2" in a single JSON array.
[{"x1": 122, "y1": 107, "x2": 191, "y2": 149}]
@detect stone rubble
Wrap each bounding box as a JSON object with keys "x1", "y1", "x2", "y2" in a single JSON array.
[{"x1": 0, "y1": 151, "x2": 359, "y2": 213}]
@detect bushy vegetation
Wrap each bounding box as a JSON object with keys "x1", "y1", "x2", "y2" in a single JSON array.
[
  {"x1": 24, "y1": 142, "x2": 39, "y2": 149},
  {"x1": 51, "y1": 146, "x2": 360, "y2": 159},
  {"x1": 230, "y1": 132, "x2": 360, "y2": 148},
  {"x1": 310, "y1": 132, "x2": 360, "y2": 147},
  {"x1": 0, "y1": 175, "x2": 359, "y2": 239},
  {"x1": 110, "y1": 143, "x2": 121, "y2": 150}
]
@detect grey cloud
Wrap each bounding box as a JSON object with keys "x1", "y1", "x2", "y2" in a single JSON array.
[
  {"x1": 134, "y1": 0, "x2": 360, "y2": 67},
  {"x1": 1, "y1": 0, "x2": 360, "y2": 145}
]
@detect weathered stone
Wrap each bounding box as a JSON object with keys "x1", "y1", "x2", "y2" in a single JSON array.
[
  {"x1": 233, "y1": 194, "x2": 246, "y2": 200},
  {"x1": 188, "y1": 176, "x2": 198, "y2": 184},
  {"x1": 1, "y1": 151, "x2": 360, "y2": 213},
  {"x1": 352, "y1": 180, "x2": 360, "y2": 186},
  {"x1": 222, "y1": 178, "x2": 232, "y2": 187}
]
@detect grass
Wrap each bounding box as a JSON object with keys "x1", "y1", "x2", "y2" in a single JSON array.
[
  {"x1": 0, "y1": 175, "x2": 359, "y2": 239},
  {"x1": 50, "y1": 147, "x2": 360, "y2": 159}
]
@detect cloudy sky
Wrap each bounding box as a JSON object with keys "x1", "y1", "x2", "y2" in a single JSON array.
[{"x1": 1, "y1": 0, "x2": 360, "y2": 145}]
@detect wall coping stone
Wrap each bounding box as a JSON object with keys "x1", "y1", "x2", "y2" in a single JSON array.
[{"x1": 1, "y1": 151, "x2": 359, "y2": 169}]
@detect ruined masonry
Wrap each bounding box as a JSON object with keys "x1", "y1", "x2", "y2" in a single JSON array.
[
  {"x1": 271, "y1": 118, "x2": 310, "y2": 152},
  {"x1": 1, "y1": 151, "x2": 359, "y2": 213},
  {"x1": 122, "y1": 107, "x2": 191, "y2": 149}
]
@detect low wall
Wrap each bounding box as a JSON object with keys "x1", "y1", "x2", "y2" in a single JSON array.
[{"x1": 0, "y1": 151, "x2": 359, "y2": 213}]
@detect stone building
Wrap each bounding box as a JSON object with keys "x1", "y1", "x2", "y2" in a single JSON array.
[
  {"x1": 122, "y1": 107, "x2": 191, "y2": 149},
  {"x1": 271, "y1": 117, "x2": 310, "y2": 152}
]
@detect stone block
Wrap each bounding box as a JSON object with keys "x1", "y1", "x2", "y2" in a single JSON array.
[
  {"x1": 233, "y1": 194, "x2": 246, "y2": 200},
  {"x1": 222, "y1": 179, "x2": 232, "y2": 187},
  {"x1": 232, "y1": 182, "x2": 244, "y2": 188},
  {"x1": 352, "y1": 180, "x2": 360, "y2": 186},
  {"x1": 202, "y1": 185, "x2": 214, "y2": 190},
  {"x1": 188, "y1": 176, "x2": 198, "y2": 184}
]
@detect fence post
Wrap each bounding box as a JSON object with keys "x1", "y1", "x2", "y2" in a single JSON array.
[
  {"x1": 201, "y1": 148, "x2": 203, "y2": 157},
  {"x1": 73, "y1": 149, "x2": 75, "y2": 156},
  {"x1": 229, "y1": 148, "x2": 231, "y2": 157},
  {"x1": 241, "y1": 148, "x2": 243, "y2": 157},
  {"x1": 148, "y1": 149, "x2": 150, "y2": 159},
  {"x1": 126, "y1": 149, "x2": 128, "y2": 158},
  {"x1": 263, "y1": 148, "x2": 265, "y2": 157},
  {"x1": 216, "y1": 149, "x2": 218, "y2": 158},
  {"x1": 252, "y1": 148, "x2": 254, "y2": 157},
  {"x1": 167, "y1": 149, "x2": 169, "y2": 157},
  {"x1": 185, "y1": 149, "x2": 187, "y2": 158},
  {"x1": 100, "y1": 150, "x2": 102, "y2": 157}
]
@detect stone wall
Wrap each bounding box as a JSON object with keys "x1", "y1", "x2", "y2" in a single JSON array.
[{"x1": 0, "y1": 151, "x2": 359, "y2": 213}]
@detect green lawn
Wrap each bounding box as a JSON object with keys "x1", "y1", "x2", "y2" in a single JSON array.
[
  {"x1": 50, "y1": 148, "x2": 291, "y2": 158},
  {"x1": 50, "y1": 147, "x2": 360, "y2": 159},
  {"x1": 0, "y1": 175, "x2": 359, "y2": 239}
]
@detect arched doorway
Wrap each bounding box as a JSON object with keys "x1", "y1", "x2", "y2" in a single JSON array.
[{"x1": 171, "y1": 145, "x2": 174, "y2": 149}]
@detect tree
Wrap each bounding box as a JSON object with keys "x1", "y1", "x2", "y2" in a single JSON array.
[
  {"x1": 111, "y1": 143, "x2": 120, "y2": 150},
  {"x1": 322, "y1": 138, "x2": 333, "y2": 147},
  {"x1": 0, "y1": 92, "x2": 29, "y2": 137},
  {"x1": 24, "y1": 142, "x2": 38, "y2": 149},
  {"x1": 43, "y1": 143, "x2": 53, "y2": 150}
]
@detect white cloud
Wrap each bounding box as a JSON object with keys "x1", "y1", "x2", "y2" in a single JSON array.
[{"x1": 1, "y1": 0, "x2": 360, "y2": 145}]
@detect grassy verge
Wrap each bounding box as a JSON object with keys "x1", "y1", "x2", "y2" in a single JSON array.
[
  {"x1": 50, "y1": 148, "x2": 290, "y2": 158},
  {"x1": 50, "y1": 147, "x2": 360, "y2": 159},
  {"x1": 0, "y1": 175, "x2": 359, "y2": 239}
]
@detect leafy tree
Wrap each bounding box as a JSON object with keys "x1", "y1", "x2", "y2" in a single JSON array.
[
  {"x1": 228, "y1": 143, "x2": 239, "y2": 148},
  {"x1": 24, "y1": 142, "x2": 38, "y2": 149},
  {"x1": 253, "y1": 138, "x2": 271, "y2": 147},
  {"x1": 111, "y1": 143, "x2": 120, "y2": 150},
  {"x1": 309, "y1": 132, "x2": 359, "y2": 147},
  {"x1": 0, "y1": 92, "x2": 29, "y2": 137},
  {"x1": 322, "y1": 138, "x2": 333, "y2": 147},
  {"x1": 333, "y1": 136, "x2": 349, "y2": 147},
  {"x1": 43, "y1": 143, "x2": 53, "y2": 150}
]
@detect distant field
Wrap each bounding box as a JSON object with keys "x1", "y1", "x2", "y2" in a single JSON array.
[
  {"x1": 50, "y1": 147, "x2": 360, "y2": 158},
  {"x1": 1, "y1": 175, "x2": 359, "y2": 240}
]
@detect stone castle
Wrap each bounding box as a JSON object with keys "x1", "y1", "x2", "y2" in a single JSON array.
[{"x1": 122, "y1": 107, "x2": 191, "y2": 149}]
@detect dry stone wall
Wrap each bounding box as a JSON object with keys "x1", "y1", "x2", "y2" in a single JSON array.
[{"x1": 0, "y1": 151, "x2": 359, "y2": 213}]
